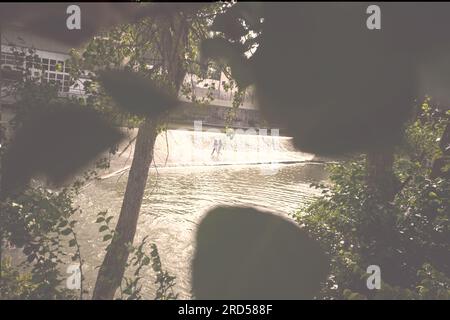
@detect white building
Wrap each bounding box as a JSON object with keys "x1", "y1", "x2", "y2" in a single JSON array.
[
  {"x1": 1, "y1": 25, "x2": 256, "y2": 108},
  {"x1": 1, "y1": 25, "x2": 85, "y2": 98}
]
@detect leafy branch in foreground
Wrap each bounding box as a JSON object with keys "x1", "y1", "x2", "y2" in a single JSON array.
[
  {"x1": 295, "y1": 100, "x2": 449, "y2": 299},
  {"x1": 95, "y1": 215, "x2": 179, "y2": 300}
]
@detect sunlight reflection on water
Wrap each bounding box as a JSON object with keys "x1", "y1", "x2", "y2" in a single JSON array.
[{"x1": 75, "y1": 162, "x2": 328, "y2": 299}]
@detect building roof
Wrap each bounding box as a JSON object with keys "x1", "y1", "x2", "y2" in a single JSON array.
[{"x1": 1, "y1": 25, "x2": 73, "y2": 55}]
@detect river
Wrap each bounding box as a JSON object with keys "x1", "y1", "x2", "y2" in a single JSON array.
[{"x1": 74, "y1": 161, "x2": 329, "y2": 299}]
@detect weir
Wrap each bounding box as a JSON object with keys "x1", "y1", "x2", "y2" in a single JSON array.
[{"x1": 102, "y1": 128, "x2": 315, "y2": 178}]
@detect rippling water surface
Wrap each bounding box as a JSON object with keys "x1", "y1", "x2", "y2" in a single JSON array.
[{"x1": 75, "y1": 162, "x2": 329, "y2": 298}]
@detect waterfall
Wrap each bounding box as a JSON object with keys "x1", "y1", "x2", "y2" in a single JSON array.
[
  {"x1": 100, "y1": 128, "x2": 315, "y2": 180},
  {"x1": 151, "y1": 129, "x2": 314, "y2": 167}
]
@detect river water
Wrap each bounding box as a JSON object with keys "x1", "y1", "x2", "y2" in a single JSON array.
[{"x1": 74, "y1": 161, "x2": 329, "y2": 299}]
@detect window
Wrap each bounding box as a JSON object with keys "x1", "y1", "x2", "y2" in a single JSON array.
[
  {"x1": 208, "y1": 66, "x2": 221, "y2": 81},
  {"x1": 36, "y1": 56, "x2": 72, "y2": 92},
  {"x1": 2, "y1": 47, "x2": 76, "y2": 94},
  {"x1": 1, "y1": 52, "x2": 19, "y2": 66}
]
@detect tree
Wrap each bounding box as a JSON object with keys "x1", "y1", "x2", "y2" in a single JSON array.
[{"x1": 68, "y1": 3, "x2": 225, "y2": 299}]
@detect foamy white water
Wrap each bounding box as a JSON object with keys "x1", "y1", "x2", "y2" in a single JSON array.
[{"x1": 108, "y1": 129, "x2": 315, "y2": 174}]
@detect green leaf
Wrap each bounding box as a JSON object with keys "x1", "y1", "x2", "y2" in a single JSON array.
[
  {"x1": 201, "y1": 38, "x2": 254, "y2": 89},
  {"x1": 142, "y1": 257, "x2": 151, "y2": 266},
  {"x1": 61, "y1": 228, "x2": 72, "y2": 236},
  {"x1": 58, "y1": 220, "x2": 68, "y2": 228},
  {"x1": 69, "y1": 239, "x2": 77, "y2": 247}
]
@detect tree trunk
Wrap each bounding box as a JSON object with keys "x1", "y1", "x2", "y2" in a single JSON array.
[
  {"x1": 0, "y1": 24, "x2": 3, "y2": 281},
  {"x1": 431, "y1": 122, "x2": 450, "y2": 179},
  {"x1": 366, "y1": 146, "x2": 398, "y2": 202},
  {"x1": 92, "y1": 118, "x2": 157, "y2": 299},
  {"x1": 92, "y1": 12, "x2": 189, "y2": 300}
]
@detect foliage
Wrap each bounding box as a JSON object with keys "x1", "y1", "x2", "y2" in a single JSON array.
[
  {"x1": 295, "y1": 100, "x2": 450, "y2": 299},
  {"x1": 1, "y1": 132, "x2": 178, "y2": 300},
  {"x1": 0, "y1": 182, "x2": 84, "y2": 299},
  {"x1": 0, "y1": 46, "x2": 177, "y2": 299},
  {"x1": 95, "y1": 212, "x2": 179, "y2": 300},
  {"x1": 120, "y1": 241, "x2": 179, "y2": 300},
  {"x1": 67, "y1": 6, "x2": 217, "y2": 119},
  {"x1": 1, "y1": 47, "x2": 89, "y2": 299},
  {"x1": 149, "y1": 243, "x2": 178, "y2": 300},
  {"x1": 0, "y1": 256, "x2": 37, "y2": 299},
  {"x1": 67, "y1": 2, "x2": 251, "y2": 131},
  {"x1": 1, "y1": 46, "x2": 60, "y2": 127}
]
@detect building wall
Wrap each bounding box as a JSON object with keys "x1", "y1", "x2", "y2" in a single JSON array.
[
  {"x1": 1, "y1": 25, "x2": 259, "y2": 137},
  {"x1": 2, "y1": 26, "x2": 258, "y2": 107},
  {"x1": 1, "y1": 26, "x2": 86, "y2": 97},
  {"x1": 169, "y1": 101, "x2": 266, "y2": 131}
]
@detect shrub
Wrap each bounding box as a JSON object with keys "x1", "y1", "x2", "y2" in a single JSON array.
[{"x1": 295, "y1": 99, "x2": 449, "y2": 299}]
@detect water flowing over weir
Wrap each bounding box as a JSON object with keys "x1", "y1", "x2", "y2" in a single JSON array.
[
  {"x1": 103, "y1": 128, "x2": 316, "y2": 177},
  {"x1": 155, "y1": 128, "x2": 315, "y2": 166},
  {"x1": 74, "y1": 129, "x2": 329, "y2": 299}
]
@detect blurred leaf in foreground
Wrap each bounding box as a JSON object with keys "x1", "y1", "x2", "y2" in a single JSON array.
[
  {"x1": 0, "y1": 3, "x2": 168, "y2": 47},
  {"x1": 98, "y1": 69, "x2": 178, "y2": 118},
  {"x1": 205, "y1": 3, "x2": 450, "y2": 155},
  {"x1": 192, "y1": 206, "x2": 329, "y2": 299},
  {"x1": 1, "y1": 106, "x2": 125, "y2": 197}
]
